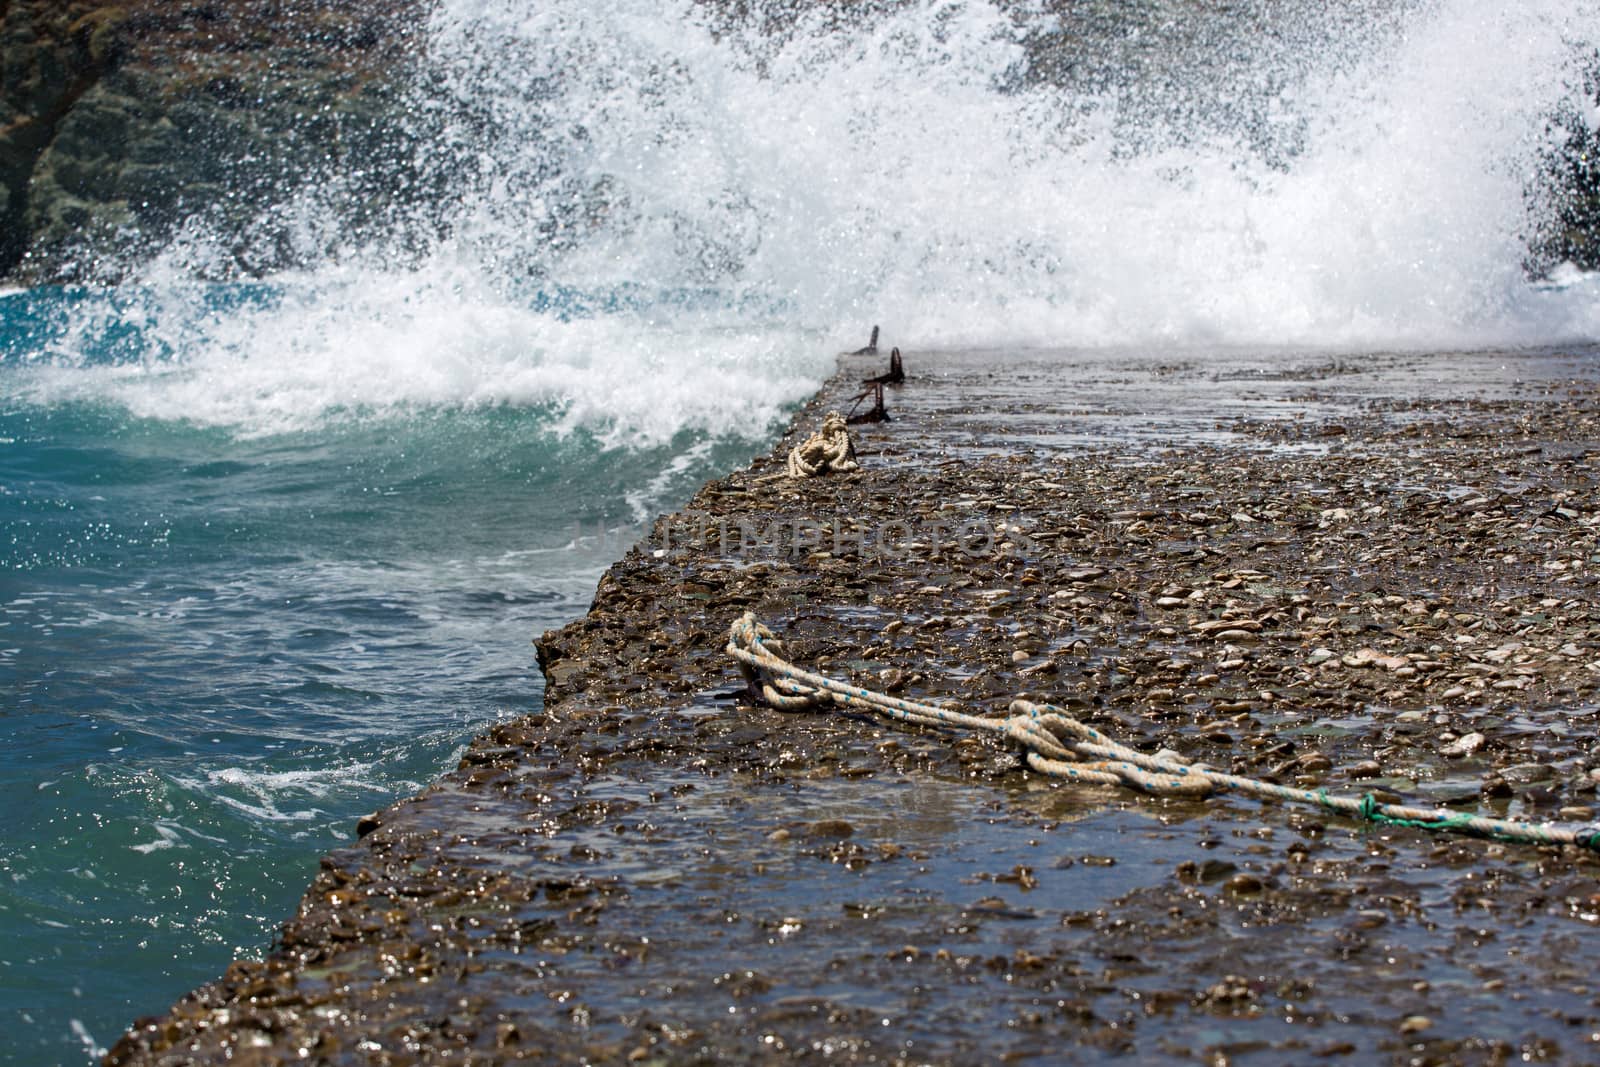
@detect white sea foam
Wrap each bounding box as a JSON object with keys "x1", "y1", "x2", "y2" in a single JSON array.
[
  {"x1": 129, "y1": 823, "x2": 183, "y2": 854},
  {"x1": 9, "y1": 0, "x2": 1600, "y2": 439},
  {"x1": 11, "y1": 268, "x2": 830, "y2": 443},
  {"x1": 167, "y1": 762, "x2": 406, "y2": 824},
  {"x1": 70, "y1": 1019, "x2": 107, "y2": 1061},
  {"x1": 385, "y1": 0, "x2": 1600, "y2": 348}
]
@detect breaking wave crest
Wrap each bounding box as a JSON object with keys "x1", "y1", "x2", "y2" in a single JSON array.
[{"x1": 8, "y1": 0, "x2": 1600, "y2": 439}]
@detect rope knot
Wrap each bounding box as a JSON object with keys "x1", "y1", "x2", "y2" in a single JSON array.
[{"x1": 786, "y1": 412, "x2": 859, "y2": 478}]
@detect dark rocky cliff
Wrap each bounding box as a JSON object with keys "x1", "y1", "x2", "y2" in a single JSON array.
[
  {"x1": 1538, "y1": 53, "x2": 1600, "y2": 273},
  {"x1": 0, "y1": 0, "x2": 423, "y2": 283}
]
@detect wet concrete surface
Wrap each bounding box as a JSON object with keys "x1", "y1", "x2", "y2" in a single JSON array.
[{"x1": 110, "y1": 345, "x2": 1600, "y2": 1065}]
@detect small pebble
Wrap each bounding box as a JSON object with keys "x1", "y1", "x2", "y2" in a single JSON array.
[
  {"x1": 1440, "y1": 732, "x2": 1485, "y2": 758},
  {"x1": 1224, "y1": 872, "x2": 1264, "y2": 895},
  {"x1": 1501, "y1": 763, "x2": 1555, "y2": 785}
]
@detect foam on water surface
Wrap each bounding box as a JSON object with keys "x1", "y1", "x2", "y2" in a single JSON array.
[{"x1": 0, "y1": 278, "x2": 829, "y2": 445}]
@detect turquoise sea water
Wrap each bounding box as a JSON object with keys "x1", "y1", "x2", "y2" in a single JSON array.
[{"x1": 0, "y1": 285, "x2": 781, "y2": 1063}]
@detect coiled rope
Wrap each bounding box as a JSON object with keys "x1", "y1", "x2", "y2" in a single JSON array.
[
  {"x1": 785, "y1": 412, "x2": 859, "y2": 478},
  {"x1": 726, "y1": 613, "x2": 1600, "y2": 852}
]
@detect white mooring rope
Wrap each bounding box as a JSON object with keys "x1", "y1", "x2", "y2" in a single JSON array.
[{"x1": 726, "y1": 613, "x2": 1600, "y2": 852}]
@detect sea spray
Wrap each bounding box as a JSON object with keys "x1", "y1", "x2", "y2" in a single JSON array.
[
  {"x1": 10, "y1": 1, "x2": 1597, "y2": 447},
  {"x1": 394, "y1": 0, "x2": 1600, "y2": 352}
]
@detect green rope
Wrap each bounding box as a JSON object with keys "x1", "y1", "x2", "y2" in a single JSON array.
[
  {"x1": 727, "y1": 613, "x2": 1600, "y2": 854},
  {"x1": 1355, "y1": 793, "x2": 1470, "y2": 833}
]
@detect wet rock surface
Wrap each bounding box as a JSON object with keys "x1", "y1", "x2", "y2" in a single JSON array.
[
  {"x1": 109, "y1": 346, "x2": 1600, "y2": 1065},
  {"x1": 0, "y1": 0, "x2": 422, "y2": 282}
]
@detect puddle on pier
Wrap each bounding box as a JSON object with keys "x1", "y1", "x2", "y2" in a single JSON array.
[
  {"x1": 852, "y1": 343, "x2": 1600, "y2": 461},
  {"x1": 398, "y1": 732, "x2": 1600, "y2": 1063}
]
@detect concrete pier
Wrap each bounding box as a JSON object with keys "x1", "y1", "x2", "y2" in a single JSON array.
[{"x1": 111, "y1": 345, "x2": 1600, "y2": 1065}]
